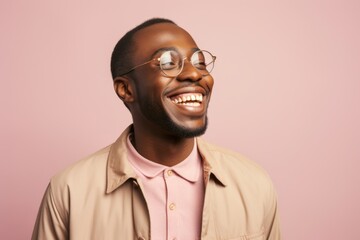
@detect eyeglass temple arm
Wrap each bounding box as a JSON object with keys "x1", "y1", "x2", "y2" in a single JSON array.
[
  {"x1": 118, "y1": 58, "x2": 157, "y2": 76},
  {"x1": 205, "y1": 55, "x2": 216, "y2": 66}
]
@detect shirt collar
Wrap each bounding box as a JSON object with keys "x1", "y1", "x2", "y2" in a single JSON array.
[
  {"x1": 106, "y1": 125, "x2": 226, "y2": 194},
  {"x1": 126, "y1": 133, "x2": 201, "y2": 183}
]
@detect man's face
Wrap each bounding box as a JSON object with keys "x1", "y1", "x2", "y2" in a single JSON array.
[{"x1": 129, "y1": 23, "x2": 214, "y2": 138}]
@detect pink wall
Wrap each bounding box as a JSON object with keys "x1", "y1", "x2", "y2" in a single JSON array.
[{"x1": 1, "y1": 0, "x2": 359, "y2": 239}]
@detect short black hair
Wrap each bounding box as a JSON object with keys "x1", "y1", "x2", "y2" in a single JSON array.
[{"x1": 110, "y1": 18, "x2": 176, "y2": 80}]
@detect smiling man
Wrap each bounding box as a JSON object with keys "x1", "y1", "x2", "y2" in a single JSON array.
[{"x1": 32, "y1": 18, "x2": 281, "y2": 240}]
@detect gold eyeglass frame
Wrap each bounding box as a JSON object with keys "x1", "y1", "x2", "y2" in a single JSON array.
[{"x1": 118, "y1": 49, "x2": 216, "y2": 77}]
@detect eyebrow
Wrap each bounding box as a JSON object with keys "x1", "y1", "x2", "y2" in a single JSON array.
[{"x1": 150, "y1": 47, "x2": 201, "y2": 60}]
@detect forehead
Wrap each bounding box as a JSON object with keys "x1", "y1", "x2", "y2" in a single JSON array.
[{"x1": 132, "y1": 23, "x2": 198, "y2": 59}]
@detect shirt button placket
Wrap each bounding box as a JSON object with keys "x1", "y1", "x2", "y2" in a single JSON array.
[{"x1": 165, "y1": 168, "x2": 178, "y2": 240}]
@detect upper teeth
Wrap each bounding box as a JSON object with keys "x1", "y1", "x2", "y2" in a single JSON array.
[{"x1": 172, "y1": 93, "x2": 203, "y2": 104}]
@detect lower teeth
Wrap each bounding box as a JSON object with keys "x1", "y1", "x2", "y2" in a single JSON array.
[{"x1": 178, "y1": 102, "x2": 200, "y2": 106}]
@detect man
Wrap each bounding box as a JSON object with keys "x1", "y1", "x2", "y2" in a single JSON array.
[{"x1": 32, "y1": 18, "x2": 280, "y2": 240}]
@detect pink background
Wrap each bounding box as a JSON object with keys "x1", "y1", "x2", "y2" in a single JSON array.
[{"x1": 1, "y1": 0, "x2": 359, "y2": 239}]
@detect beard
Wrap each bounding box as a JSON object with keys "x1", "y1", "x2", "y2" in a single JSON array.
[
  {"x1": 139, "y1": 99, "x2": 208, "y2": 138},
  {"x1": 161, "y1": 115, "x2": 208, "y2": 138}
]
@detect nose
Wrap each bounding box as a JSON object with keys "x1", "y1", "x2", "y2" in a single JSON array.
[{"x1": 176, "y1": 59, "x2": 202, "y2": 82}]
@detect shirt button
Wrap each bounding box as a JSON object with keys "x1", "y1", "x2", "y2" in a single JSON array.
[
  {"x1": 167, "y1": 169, "x2": 173, "y2": 176},
  {"x1": 169, "y1": 203, "x2": 176, "y2": 210}
]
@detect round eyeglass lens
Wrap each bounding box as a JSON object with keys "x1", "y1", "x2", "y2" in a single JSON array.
[
  {"x1": 158, "y1": 50, "x2": 215, "y2": 77},
  {"x1": 159, "y1": 50, "x2": 182, "y2": 77},
  {"x1": 191, "y1": 50, "x2": 215, "y2": 75}
]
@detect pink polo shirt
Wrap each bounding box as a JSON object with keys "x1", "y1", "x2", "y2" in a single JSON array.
[{"x1": 126, "y1": 135, "x2": 204, "y2": 240}]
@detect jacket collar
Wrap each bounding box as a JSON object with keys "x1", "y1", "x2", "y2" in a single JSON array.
[
  {"x1": 196, "y1": 137, "x2": 227, "y2": 187},
  {"x1": 106, "y1": 125, "x2": 226, "y2": 194}
]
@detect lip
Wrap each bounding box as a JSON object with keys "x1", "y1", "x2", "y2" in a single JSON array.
[
  {"x1": 164, "y1": 86, "x2": 209, "y2": 116},
  {"x1": 165, "y1": 86, "x2": 207, "y2": 98}
]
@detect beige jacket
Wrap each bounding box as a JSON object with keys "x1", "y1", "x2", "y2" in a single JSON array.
[{"x1": 32, "y1": 126, "x2": 280, "y2": 240}]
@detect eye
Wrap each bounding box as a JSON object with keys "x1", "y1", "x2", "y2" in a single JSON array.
[
  {"x1": 160, "y1": 59, "x2": 176, "y2": 70},
  {"x1": 192, "y1": 52, "x2": 207, "y2": 70},
  {"x1": 159, "y1": 51, "x2": 180, "y2": 70},
  {"x1": 193, "y1": 60, "x2": 206, "y2": 69},
  {"x1": 191, "y1": 50, "x2": 214, "y2": 72}
]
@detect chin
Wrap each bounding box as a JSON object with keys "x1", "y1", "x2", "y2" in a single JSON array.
[{"x1": 166, "y1": 117, "x2": 208, "y2": 138}]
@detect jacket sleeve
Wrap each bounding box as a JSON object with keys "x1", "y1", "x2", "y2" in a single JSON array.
[
  {"x1": 32, "y1": 183, "x2": 69, "y2": 240},
  {"x1": 264, "y1": 181, "x2": 281, "y2": 240}
]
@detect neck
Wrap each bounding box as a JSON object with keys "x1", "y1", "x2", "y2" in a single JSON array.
[{"x1": 131, "y1": 125, "x2": 195, "y2": 167}]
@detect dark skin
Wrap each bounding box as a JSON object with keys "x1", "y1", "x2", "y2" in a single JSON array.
[{"x1": 114, "y1": 23, "x2": 214, "y2": 166}]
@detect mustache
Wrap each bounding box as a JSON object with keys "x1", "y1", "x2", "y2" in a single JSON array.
[{"x1": 165, "y1": 81, "x2": 211, "y2": 96}]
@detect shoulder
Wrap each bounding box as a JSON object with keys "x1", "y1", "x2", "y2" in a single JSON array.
[
  {"x1": 50, "y1": 145, "x2": 112, "y2": 194},
  {"x1": 36, "y1": 145, "x2": 112, "y2": 225}
]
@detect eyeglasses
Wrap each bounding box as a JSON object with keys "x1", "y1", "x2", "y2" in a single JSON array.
[{"x1": 119, "y1": 49, "x2": 216, "y2": 77}]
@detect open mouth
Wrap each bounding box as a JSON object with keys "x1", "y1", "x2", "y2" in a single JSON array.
[{"x1": 170, "y1": 93, "x2": 203, "y2": 106}]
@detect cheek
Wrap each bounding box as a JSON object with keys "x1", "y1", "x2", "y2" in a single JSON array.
[
  {"x1": 210, "y1": 78, "x2": 215, "y2": 88},
  {"x1": 134, "y1": 79, "x2": 167, "y2": 105},
  {"x1": 205, "y1": 76, "x2": 215, "y2": 93}
]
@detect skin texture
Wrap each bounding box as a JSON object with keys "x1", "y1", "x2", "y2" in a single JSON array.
[{"x1": 114, "y1": 23, "x2": 214, "y2": 166}]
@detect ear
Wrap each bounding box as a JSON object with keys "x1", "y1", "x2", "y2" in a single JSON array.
[{"x1": 113, "y1": 76, "x2": 135, "y2": 103}]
